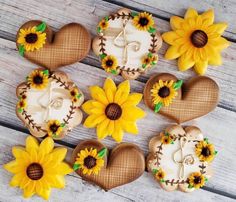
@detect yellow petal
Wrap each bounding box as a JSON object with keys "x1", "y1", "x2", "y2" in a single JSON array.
[
  {"x1": 122, "y1": 120, "x2": 139, "y2": 135},
  {"x1": 112, "y1": 121, "x2": 123, "y2": 143},
  {"x1": 9, "y1": 173, "x2": 24, "y2": 187},
  {"x1": 107, "y1": 120, "x2": 115, "y2": 135},
  {"x1": 207, "y1": 47, "x2": 222, "y2": 66},
  {"x1": 97, "y1": 119, "x2": 110, "y2": 140},
  {"x1": 122, "y1": 106, "x2": 146, "y2": 121},
  {"x1": 12, "y1": 146, "x2": 27, "y2": 159},
  {"x1": 26, "y1": 136, "x2": 39, "y2": 152},
  {"x1": 114, "y1": 80, "x2": 130, "y2": 104},
  {"x1": 82, "y1": 100, "x2": 95, "y2": 114},
  {"x1": 121, "y1": 93, "x2": 143, "y2": 107},
  {"x1": 201, "y1": 9, "x2": 214, "y2": 26},
  {"x1": 84, "y1": 114, "x2": 106, "y2": 128},
  {"x1": 54, "y1": 162, "x2": 73, "y2": 175},
  {"x1": 49, "y1": 148, "x2": 67, "y2": 164},
  {"x1": 207, "y1": 23, "x2": 228, "y2": 35},
  {"x1": 164, "y1": 46, "x2": 181, "y2": 60},
  {"x1": 4, "y1": 160, "x2": 24, "y2": 174},
  {"x1": 185, "y1": 8, "x2": 198, "y2": 19},
  {"x1": 178, "y1": 52, "x2": 195, "y2": 71},
  {"x1": 47, "y1": 175, "x2": 65, "y2": 188},
  {"x1": 23, "y1": 184, "x2": 35, "y2": 198},
  {"x1": 162, "y1": 31, "x2": 179, "y2": 45},
  {"x1": 39, "y1": 188, "x2": 51, "y2": 200},
  {"x1": 104, "y1": 78, "x2": 117, "y2": 101},
  {"x1": 170, "y1": 16, "x2": 184, "y2": 30},
  {"x1": 39, "y1": 137, "x2": 54, "y2": 156},
  {"x1": 209, "y1": 37, "x2": 230, "y2": 50},
  {"x1": 194, "y1": 60, "x2": 208, "y2": 75},
  {"x1": 89, "y1": 86, "x2": 108, "y2": 105}
]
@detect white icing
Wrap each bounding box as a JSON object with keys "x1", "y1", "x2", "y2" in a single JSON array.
[
  {"x1": 104, "y1": 17, "x2": 152, "y2": 70},
  {"x1": 25, "y1": 78, "x2": 72, "y2": 128}
]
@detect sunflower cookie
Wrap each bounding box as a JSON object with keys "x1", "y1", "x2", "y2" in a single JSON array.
[
  {"x1": 16, "y1": 21, "x2": 91, "y2": 70},
  {"x1": 147, "y1": 125, "x2": 217, "y2": 192},
  {"x1": 71, "y1": 139, "x2": 145, "y2": 190},
  {"x1": 162, "y1": 8, "x2": 230, "y2": 75},
  {"x1": 4, "y1": 136, "x2": 72, "y2": 200},
  {"x1": 16, "y1": 69, "x2": 84, "y2": 139},
  {"x1": 93, "y1": 8, "x2": 162, "y2": 80},
  {"x1": 143, "y1": 73, "x2": 219, "y2": 123},
  {"x1": 82, "y1": 78, "x2": 146, "y2": 142}
]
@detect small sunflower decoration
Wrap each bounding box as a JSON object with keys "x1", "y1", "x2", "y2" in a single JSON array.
[
  {"x1": 142, "y1": 52, "x2": 158, "y2": 69},
  {"x1": 17, "y1": 22, "x2": 47, "y2": 56},
  {"x1": 27, "y1": 69, "x2": 49, "y2": 90},
  {"x1": 132, "y1": 12, "x2": 156, "y2": 33},
  {"x1": 162, "y1": 8, "x2": 230, "y2": 75},
  {"x1": 4, "y1": 136, "x2": 72, "y2": 200},
  {"x1": 151, "y1": 79, "x2": 183, "y2": 112},
  {"x1": 73, "y1": 148, "x2": 107, "y2": 175},
  {"x1": 82, "y1": 78, "x2": 145, "y2": 142},
  {"x1": 161, "y1": 132, "x2": 174, "y2": 144},
  {"x1": 17, "y1": 98, "x2": 27, "y2": 113},
  {"x1": 70, "y1": 88, "x2": 82, "y2": 103},
  {"x1": 153, "y1": 168, "x2": 165, "y2": 183},
  {"x1": 47, "y1": 120, "x2": 65, "y2": 138},
  {"x1": 188, "y1": 172, "x2": 207, "y2": 189},
  {"x1": 97, "y1": 16, "x2": 109, "y2": 33},
  {"x1": 196, "y1": 138, "x2": 217, "y2": 162},
  {"x1": 101, "y1": 55, "x2": 118, "y2": 74}
]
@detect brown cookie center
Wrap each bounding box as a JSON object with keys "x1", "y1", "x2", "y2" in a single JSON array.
[
  {"x1": 139, "y1": 17, "x2": 149, "y2": 26},
  {"x1": 105, "y1": 103, "x2": 122, "y2": 120},
  {"x1": 193, "y1": 176, "x2": 202, "y2": 184},
  {"x1": 33, "y1": 75, "x2": 43, "y2": 84},
  {"x1": 190, "y1": 30, "x2": 208, "y2": 48},
  {"x1": 201, "y1": 147, "x2": 211, "y2": 157},
  {"x1": 70, "y1": 91, "x2": 76, "y2": 96},
  {"x1": 106, "y1": 59, "x2": 114, "y2": 67},
  {"x1": 26, "y1": 163, "x2": 44, "y2": 180},
  {"x1": 50, "y1": 124, "x2": 59, "y2": 133},
  {"x1": 84, "y1": 156, "x2": 97, "y2": 169},
  {"x1": 158, "y1": 86, "x2": 170, "y2": 98},
  {"x1": 25, "y1": 33, "x2": 38, "y2": 44}
]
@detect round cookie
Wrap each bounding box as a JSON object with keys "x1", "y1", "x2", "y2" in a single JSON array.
[
  {"x1": 16, "y1": 69, "x2": 84, "y2": 139},
  {"x1": 93, "y1": 8, "x2": 162, "y2": 80},
  {"x1": 147, "y1": 125, "x2": 217, "y2": 192}
]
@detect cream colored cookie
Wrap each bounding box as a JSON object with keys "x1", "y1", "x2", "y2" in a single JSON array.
[
  {"x1": 16, "y1": 69, "x2": 84, "y2": 139},
  {"x1": 93, "y1": 8, "x2": 162, "y2": 80},
  {"x1": 147, "y1": 125, "x2": 217, "y2": 192}
]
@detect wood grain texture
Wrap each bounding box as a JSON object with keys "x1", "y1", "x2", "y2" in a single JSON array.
[
  {"x1": 0, "y1": 0, "x2": 235, "y2": 111},
  {"x1": 109, "y1": 0, "x2": 236, "y2": 40},
  {"x1": 0, "y1": 37, "x2": 236, "y2": 197},
  {"x1": 1, "y1": 125, "x2": 235, "y2": 202}
]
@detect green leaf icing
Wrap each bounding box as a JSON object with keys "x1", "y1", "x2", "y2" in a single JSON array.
[
  {"x1": 188, "y1": 184, "x2": 194, "y2": 189},
  {"x1": 110, "y1": 69, "x2": 117, "y2": 75},
  {"x1": 99, "y1": 53, "x2": 107, "y2": 59},
  {"x1": 42, "y1": 69, "x2": 49, "y2": 76},
  {"x1": 148, "y1": 27, "x2": 156, "y2": 34},
  {"x1": 18, "y1": 108, "x2": 23, "y2": 113},
  {"x1": 142, "y1": 64, "x2": 147, "y2": 69},
  {"x1": 73, "y1": 164, "x2": 81, "y2": 171},
  {"x1": 205, "y1": 177, "x2": 208, "y2": 182},
  {"x1": 154, "y1": 102, "x2": 162, "y2": 113},
  {"x1": 148, "y1": 52, "x2": 153, "y2": 58},
  {"x1": 60, "y1": 123, "x2": 66, "y2": 128},
  {"x1": 204, "y1": 138, "x2": 209, "y2": 143},
  {"x1": 131, "y1": 12, "x2": 139, "y2": 17},
  {"x1": 152, "y1": 169, "x2": 158, "y2": 174},
  {"x1": 77, "y1": 93, "x2": 82, "y2": 99},
  {"x1": 160, "y1": 179, "x2": 165, "y2": 183},
  {"x1": 36, "y1": 22, "x2": 47, "y2": 32},
  {"x1": 104, "y1": 16, "x2": 109, "y2": 22},
  {"x1": 173, "y1": 80, "x2": 183, "y2": 90},
  {"x1": 19, "y1": 45, "x2": 25, "y2": 56},
  {"x1": 97, "y1": 148, "x2": 107, "y2": 158},
  {"x1": 214, "y1": 151, "x2": 218, "y2": 155},
  {"x1": 97, "y1": 26, "x2": 101, "y2": 33}
]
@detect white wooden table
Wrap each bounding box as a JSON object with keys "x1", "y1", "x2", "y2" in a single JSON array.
[{"x1": 0, "y1": 0, "x2": 236, "y2": 201}]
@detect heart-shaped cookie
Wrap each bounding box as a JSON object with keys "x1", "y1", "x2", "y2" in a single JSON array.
[
  {"x1": 16, "y1": 20, "x2": 91, "y2": 70},
  {"x1": 144, "y1": 73, "x2": 219, "y2": 123},
  {"x1": 71, "y1": 140, "x2": 145, "y2": 190},
  {"x1": 147, "y1": 125, "x2": 216, "y2": 192}
]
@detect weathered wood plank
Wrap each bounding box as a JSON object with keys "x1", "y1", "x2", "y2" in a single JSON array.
[
  {"x1": 1, "y1": 125, "x2": 235, "y2": 202},
  {"x1": 0, "y1": 37, "x2": 236, "y2": 196},
  {"x1": 109, "y1": 0, "x2": 236, "y2": 41},
  {"x1": 0, "y1": 0, "x2": 235, "y2": 110}
]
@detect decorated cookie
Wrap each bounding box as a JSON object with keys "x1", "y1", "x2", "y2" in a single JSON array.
[
  {"x1": 162, "y1": 8, "x2": 230, "y2": 75},
  {"x1": 92, "y1": 8, "x2": 162, "y2": 79},
  {"x1": 82, "y1": 78, "x2": 145, "y2": 142},
  {"x1": 71, "y1": 139, "x2": 145, "y2": 190},
  {"x1": 16, "y1": 69, "x2": 84, "y2": 139},
  {"x1": 16, "y1": 21, "x2": 91, "y2": 70},
  {"x1": 147, "y1": 125, "x2": 217, "y2": 192},
  {"x1": 143, "y1": 73, "x2": 219, "y2": 123},
  {"x1": 4, "y1": 135, "x2": 72, "y2": 200}
]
